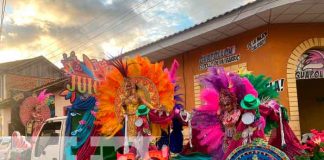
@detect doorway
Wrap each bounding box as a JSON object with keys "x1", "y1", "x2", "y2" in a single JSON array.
[{"x1": 297, "y1": 78, "x2": 324, "y2": 135}]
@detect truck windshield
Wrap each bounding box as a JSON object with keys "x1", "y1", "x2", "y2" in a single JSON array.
[{"x1": 34, "y1": 121, "x2": 61, "y2": 157}]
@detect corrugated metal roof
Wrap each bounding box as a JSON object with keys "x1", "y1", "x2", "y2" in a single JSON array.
[
  {"x1": 0, "y1": 56, "x2": 43, "y2": 71},
  {"x1": 124, "y1": 0, "x2": 261, "y2": 56}
]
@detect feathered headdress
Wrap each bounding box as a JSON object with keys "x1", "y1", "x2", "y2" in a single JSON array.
[
  {"x1": 37, "y1": 89, "x2": 53, "y2": 104},
  {"x1": 96, "y1": 56, "x2": 175, "y2": 136},
  {"x1": 107, "y1": 55, "x2": 128, "y2": 78},
  {"x1": 200, "y1": 67, "x2": 256, "y2": 104},
  {"x1": 241, "y1": 74, "x2": 279, "y2": 102}
]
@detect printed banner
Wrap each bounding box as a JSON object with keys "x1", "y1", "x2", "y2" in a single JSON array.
[
  {"x1": 199, "y1": 46, "x2": 240, "y2": 70},
  {"x1": 247, "y1": 32, "x2": 267, "y2": 51},
  {"x1": 296, "y1": 50, "x2": 324, "y2": 80},
  {"x1": 266, "y1": 79, "x2": 284, "y2": 92}
]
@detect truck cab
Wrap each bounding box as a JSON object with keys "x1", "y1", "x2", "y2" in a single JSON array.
[{"x1": 31, "y1": 116, "x2": 66, "y2": 160}]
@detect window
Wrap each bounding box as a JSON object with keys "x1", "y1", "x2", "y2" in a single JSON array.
[
  {"x1": 34, "y1": 121, "x2": 61, "y2": 157},
  {"x1": 0, "y1": 75, "x2": 3, "y2": 100}
]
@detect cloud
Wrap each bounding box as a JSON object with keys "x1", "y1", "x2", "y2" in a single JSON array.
[{"x1": 0, "y1": 0, "x2": 253, "y2": 66}]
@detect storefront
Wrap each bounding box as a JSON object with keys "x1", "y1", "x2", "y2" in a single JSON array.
[
  {"x1": 125, "y1": 0, "x2": 324, "y2": 138},
  {"x1": 163, "y1": 23, "x2": 324, "y2": 138}
]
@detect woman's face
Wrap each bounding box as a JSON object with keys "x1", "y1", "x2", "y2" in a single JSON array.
[
  {"x1": 220, "y1": 97, "x2": 233, "y2": 111},
  {"x1": 219, "y1": 90, "x2": 236, "y2": 112},
  {"x1": 125, "y1": 80, "x2": 135, "y2": 95},
  {"x1": 221, "y1": 100, "x2": 233, "y2": 111}
]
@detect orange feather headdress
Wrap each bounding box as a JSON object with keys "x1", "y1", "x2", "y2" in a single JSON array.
[{"x1": 95, "y1": 56, "x2": 175, "y2": 136}]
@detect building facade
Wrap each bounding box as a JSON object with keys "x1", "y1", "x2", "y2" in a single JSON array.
[
  {"x1": 125, "y1": 0, "x2": 324, "y2": 138},
  {"x1": 0, "y1": 56, "x2": 69, "y2": 136}
]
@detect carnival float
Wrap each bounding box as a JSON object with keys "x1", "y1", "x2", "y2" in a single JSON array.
[
  {"x1": 60, "y1": 52, "x2": 319, "y2": 160},
  {"x1": 6, "y1": 51, "x2": 324, "y2": 160}
]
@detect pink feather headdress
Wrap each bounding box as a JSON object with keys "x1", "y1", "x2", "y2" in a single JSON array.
[
  {"x1": 164, "y1": 59, "x2": 179, "y2": 83},
  {"x1": 37, "y1": 89, "x2": 53, "y2": 103},
  {"x1": 199, "y1": 88, "x2": 220, "y2": 111}
]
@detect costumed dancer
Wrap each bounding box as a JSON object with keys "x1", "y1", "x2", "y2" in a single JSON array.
[
  {"x1": 191, "y1": 67, "x2": 304, "y2": 159},
  {"x1": 19, "y1": 89, "x2": 52, "y2": 140},
  {"x1": 191, "y1": 67, "x2": 253, "y2": 159},
  {"x1": 96, "y1": 56, "x2": 175, "y2": 159},
  {"x1": 223, "y1": 94, "x2": 265, "y2": 158}
]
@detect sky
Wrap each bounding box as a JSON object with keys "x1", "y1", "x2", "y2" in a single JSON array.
[{"x1": 0, "y1": 0, "x2": 254, "y2": 67}]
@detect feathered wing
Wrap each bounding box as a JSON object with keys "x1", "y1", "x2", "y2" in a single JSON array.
[
  {"x1": 199, "y1": 88, "x2": 219, "y2": 111},
  {"x1": 241, "y1": 77, "x2": 258, "y2": 97},
  {"x1": 95, "y1": 67, "x2": 124, "y2": 137},
  {"x1": 191, "y1": 110, "x2": 224, "y2": 159},
  {"x1": 200, "y1": 67, "x2": 228, "y2": 92},
  {"x1": 191, "y1": 87, "x2": 224, "y2": 158}
]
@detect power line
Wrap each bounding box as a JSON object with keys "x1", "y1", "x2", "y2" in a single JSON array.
[
  {"x1": 0, "y1": 0, "x2": 6, "y2": 45},
  {"x1": 50, "y1": 0, "x2": 163, "y2": 61},
  {"x1": 44, "y1": 0, "x2": 148, "y2": 59},
  {"x1": 46, "y1": 0, "x2": 149, "y2": 59},
  {"x1": 45, "y1": 0, "x2": 162, "y2": 61},
  {"x1": 38, "y1": 0, "x2": 137, "y2": 52},
  {"x1": 73, "y1": 0, "x2": 170, "y2": 56},
  {"x1": 46, "y1": 0, "x2": 163, "y2": 62},
  {"x1": 71, "y1": 1, "x2": 163, "y2": 49}
]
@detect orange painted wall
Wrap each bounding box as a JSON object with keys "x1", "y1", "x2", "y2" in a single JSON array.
[{"x1": 162, "y1": 23, "x2": 324, "y2": 111}]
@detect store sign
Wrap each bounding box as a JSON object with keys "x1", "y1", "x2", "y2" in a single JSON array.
[
  {"x1": 199, "y1": 45, "x2": 240, "y2": 70},
  {"x1": 247, "y1": 32, "x2": 268, "y2": 51},
  {"x1": 266, "y1": 79, "x2": 284, "y2": 92},
  {"x1": 296, "y1": 50, "x2": 324, "y2": 80}
]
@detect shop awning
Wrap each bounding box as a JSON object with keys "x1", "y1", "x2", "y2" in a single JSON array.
[{"x1": 124, "y1": 0, "x2": 324, "y2": 61}]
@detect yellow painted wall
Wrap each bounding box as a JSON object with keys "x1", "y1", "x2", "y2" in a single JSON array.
[
  {"x1": 162, "y1": 23, "x2": 324, "y2": 112},
  {"x1": 1, "y1": 107, "x2": 11, "y2": 136}
]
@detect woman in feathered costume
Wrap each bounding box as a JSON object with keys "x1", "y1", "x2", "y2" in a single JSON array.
[
  {"x1": 192, "y1": 67, "x2": 304, "y2": 159},
  {"x1": 95, "y1": 56, "x2": 176, "y2": 159},
  {"x1": 96, "y1": 56, "x2": 175, "y2": 136},
  {"x1": 191, "y1": 67, "x2": 257, "y2": 159},
  {"x1": 19, "y1": 89, "x2": 52, "y2": 138}
]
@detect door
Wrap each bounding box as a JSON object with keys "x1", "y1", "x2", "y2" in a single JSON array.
[{"x1": 31, "y1": 121, "x2": 63, "y2": 160}]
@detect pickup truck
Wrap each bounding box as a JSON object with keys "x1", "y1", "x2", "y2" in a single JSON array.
[
  {"x1": 30, "y1": 116, "x2": 169, "y2": 160},
  {"x1": 31, "y1": 116, "x2": 66, "y2": 160}
]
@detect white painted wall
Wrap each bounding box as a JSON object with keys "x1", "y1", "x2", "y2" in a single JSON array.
[{"x1": 54, "y1": 92, "x2": 70, "y2": 117}]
